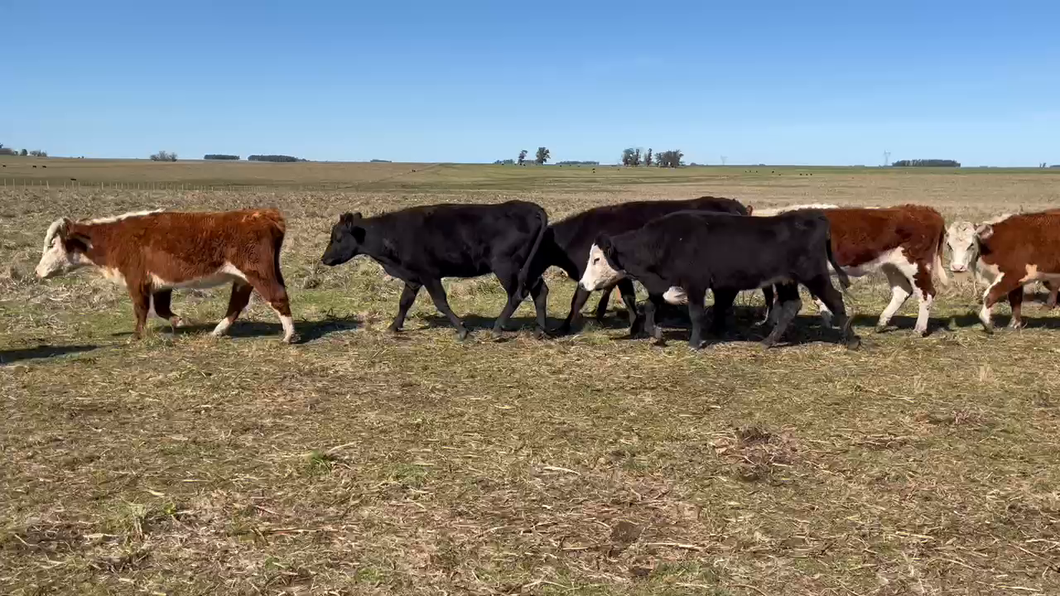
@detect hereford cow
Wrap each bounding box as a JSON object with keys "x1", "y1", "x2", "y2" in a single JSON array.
[
  {"x1": 579, "y1": 210, "x2": 859, "y2": 349},
  {"x1": 946, "y1": 212, "x2": 1060, "y2": 330},
  {"x1": 35, "y1": 209, "x2": 296, "y2": 342},
  {"x1": 948, "y1": 216, "x2": 1060, "y2": 308},
  {"x1": 757, "y1": 204, "x2": 947, "y2": 336},
  {"x1": 320, "y1": 201, "x2": 548, "y2": 340},
  {"x1": 520, "y1": 196, "x2": 749, "y2": 336}
]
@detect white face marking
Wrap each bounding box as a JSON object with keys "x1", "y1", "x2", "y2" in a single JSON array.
[
  {"x1": 945, "y1": 221, "x2": 978, "y2": 273},
  {"x1": 148, "y1": 262, "x2": 249, "y2": 290},
  {"x1": 35, "y1": 218, "x2": 92, "y2": 279},
  {"x1": 579, "y1": 243, "x2": 624, "y2": 292},
  {"x1": 663, "y1": 287, "x2": 687, "y2": 305}
]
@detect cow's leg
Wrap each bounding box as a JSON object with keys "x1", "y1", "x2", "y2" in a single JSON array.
[
  {"x1": 128, "y1": 283, "x2": 151, "y2": 340},
  {"x1": 616, "y1": 279, "x2": 641, "y2": 333},
  {"x1": 151, "y1": 289, "x2": 183, "y2": 331},
  {"x1": 687, "y1": 285, "x2": 708, "y2": 349},
  {"x1": 1008, "y1": 287, "x2": 1025, "y2": 329},
  {"x1": 804, "y1": 275, "x2": 860, "y2": 349},
  {"x1": 980, "y1": 272, "x2": 1021, "y2": 333},
  {"x1": 390, "y1": 282, "x2": 421, "y2": 333},
  {"x1": 760, "y1": 286, "x2": 775, "y2": 326},
  {"x1": 243, "y1": 271, "x2": 297, "y2": 343},
  {"x1": 761, "y1": 283, "x2": 802, "y2": 348},
  {"x1": 1047, "y1": 281, "x2": 1059, "y2": 309},
  {"x1": 528, "y1": 278, "x2": 549, "y2": 335},
  {"x1": 876, "y1": 265, "x2": 912, "y2": 332},
  {"x1": 424, "y1": 278, "x2": 470, "y2": 340},
  {"x1": 492, "y1": 267, "x2": 529, "y2": 338},
  {"x1": 911, "y1": 262, "x2": 937, "y2": 336},
  {"x1": 213, "y1": 282, "x2": 253, "y2": 337},
  {"x1": 643, "y1": 293, "x2": 666, "y2": 345},
  {"x1": 594, "y1": 286, "x2": 613, "y2": 321},
  {"x1": 557, "y1": 285, "x2": 593, "y2": 335},
  {"x1": 710, "y1": 288, "x2": 738, "y2": 335}
]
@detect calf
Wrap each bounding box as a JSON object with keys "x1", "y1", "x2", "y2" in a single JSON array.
[
  {"x1": 579, "y1": 210, "x2": 858, "y2": 349},
  {"x1": 320, "y1": 201, "x2": 548, "y2": 340},
  {"x1": 949, "y1": 216, "x2": 1060, "y2": 308},
  {"x1": 521, "y1": 196, "x2": 748, "y2": 335},
  {"x1": 35, "y1": 209, "x2": 296, "y2": 342},
  {"x1": 946, "y1": 212, "x2": 1060, "y2": 330},
  {"x1": 759, "y1": 204, "x2": 947, "y2": 336}
]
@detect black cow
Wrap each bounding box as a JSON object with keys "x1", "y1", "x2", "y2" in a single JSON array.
[
  {"x1": 521, "y1": 196, "x2": 748, "y2": 335},
  {"x1": 321, "y1": 200, "x2": 548, "y2": 340},
  {"x1": 580, "y1": 210, "x2": 859, "y2": 349}
]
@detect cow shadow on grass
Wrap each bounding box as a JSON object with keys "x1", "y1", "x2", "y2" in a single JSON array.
[
  {"x1": 0, "y1": 344, "x2": 99, "y2": 365},
  {"x1": 112, "y1": 317, "x2": 360, "y2": 344},
  {"x1": 859, "y1": 312, "x2": 1060, "y2": 335}
]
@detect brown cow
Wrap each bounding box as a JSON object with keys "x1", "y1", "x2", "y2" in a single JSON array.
[
  {"x1": 947, "y1": 211, "x2": 1060, "y2": 330},
  {"x1": 35, "y1": 209, "x2": 296, "y2": 342},
  {"x1": 757, "y1": 204, "x2": 948, "y2": 335}
]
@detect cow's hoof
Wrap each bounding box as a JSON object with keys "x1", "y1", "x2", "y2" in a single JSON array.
[
  {"x1": 760, "y1": 339, "x2": 777, "y2": 350},
  {"x1": 282, "y1": 334, "x2": 300, "y2": 345},
  {"x1": 170, "y1": 317, "x2": 186, "y2": 329},
  {"x1": 688, "y1": 340, "x2": 706, "y2": 351},
  {"x1": 490, "y1": 330, "x2": 507, "y2": 342},
  {"x1": 387, "y1": 325, "x2": 403, "y2": 334},
  {"x1": 1008, "y1": 321, "x2": 1025, "y2": 330},
  {"x1": 914, "y1": 327, "x2": 928, "y2": 337},
  {"x1": 533, "y1": 328, "x2": 551, "y2": 340},
  {"x1": 456, "y1": 329, "x2": 471, "y2": 341},
  {"x1": 981, "y1": 324, "x2": 994, "y2": 335},
  {"x1": 874, "y1": 324, "x2": 890, "y2": 334},
  {"x1": 845, "y1": 336, "x2": 862, "y2": 350}
]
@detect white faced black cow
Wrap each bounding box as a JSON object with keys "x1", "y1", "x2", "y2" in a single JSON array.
[
  {"x1": 321, "y1": 200, "x2": 548, "y2": 340},
  {"x1": 580, "y1": 210, "x2": 859, "y2": 349}
]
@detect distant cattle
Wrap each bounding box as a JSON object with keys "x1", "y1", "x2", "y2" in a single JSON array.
[
  {"x1": 320, "y1": 201, "x2": 548, "y2": 340},
  {"x1": 580, "y1": 210, "x2": 858, "y2": 349},
  {"x1": 520, "y1": 196, "x2": 749, "y2": 335},
  {"x1": 756, "y1": 204, "x2": 947, "y2": 336},
  {"x1": 35, "y1": 209, "x2": 296, "y2": 342},
  {"x1": 947, "y1": 212, "x2": 1060, "y2": 329}
]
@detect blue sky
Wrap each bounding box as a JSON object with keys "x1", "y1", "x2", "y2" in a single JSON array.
[{"x1": 2, "y1": 1, "x2": 1058, "y2": 166}]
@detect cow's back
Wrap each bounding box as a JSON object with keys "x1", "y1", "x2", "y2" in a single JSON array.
[{"x1": 825, "y1": 205, "x2": 943, "y2": 268}]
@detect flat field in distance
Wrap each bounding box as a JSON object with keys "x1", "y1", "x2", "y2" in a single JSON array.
[{"x1": 2, "y1": 158, "x2": 1060, "y2": 595}]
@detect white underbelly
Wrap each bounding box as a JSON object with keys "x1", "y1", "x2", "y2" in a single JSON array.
[{"x1": 149, "y1": 262, "x2": 249, "y2": 290}]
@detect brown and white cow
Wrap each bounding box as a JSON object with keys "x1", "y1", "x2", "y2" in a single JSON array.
[
  {"x1": 35, "y1": 209, "x2": 297, "y2": 342},
  {"x1": 946, "y1": 211, "x2": 1060, "y2": 330},
  {"x1": 755, "y1": 204, "x2": 948, "y2": 335}
]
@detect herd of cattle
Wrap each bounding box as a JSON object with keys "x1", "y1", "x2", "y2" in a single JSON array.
[{"x1": 32, "y1": 196, "x2": 1060, "y2": 348}]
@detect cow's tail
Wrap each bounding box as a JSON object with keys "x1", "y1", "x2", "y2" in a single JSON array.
[
  {"x1": 933, "y1": 226, "x2": 950, "y2": 286},
  {"x1": 826, "y1": 231, "x2": 850, "y2": 290},
  {"x1": 517, "y1": 206, "x2": 549, "y2": 297}
]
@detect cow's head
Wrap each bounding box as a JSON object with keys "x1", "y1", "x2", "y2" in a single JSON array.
[
  {"x1": 35, "y1": 218, "x2": 93, "y2": 279},
  {"x1": 321, "y1": 212, "x2": 366, "y2": 266},
  {"x1": 579, "y1": 234, "x2": 626, "y2": 291},
  {"x1": 945, "y1": 221, "x2": 979, "y2": 273}
]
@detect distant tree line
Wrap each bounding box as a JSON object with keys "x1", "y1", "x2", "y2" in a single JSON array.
[
  {"x1": 507, "y1": 148, "x2": 551, "y2": 165},
  {"x1": 556, "y1": 160, "x2": 599, "y2": 166},
  {"x1": 248, "y1": 155, "x2": 305, "y2": 163},
  {"x1": 204, "y1": 154, "x2": 240, "y2": 160},
  {"x1": 622, "y1": 147, "x2": 683, "y2": 168},
  {"x1": 891, "y1": 159, "x2": 960, "y2": 167},
  {"x1": 370, "y1": 159, "x2": 391, "y2": 163},
  {"x1": 0, "y1": 143, "x2": 46, "y2": 157},
  {"x1": 150, "y1": 150, "x2": 178, "y2": 162}
]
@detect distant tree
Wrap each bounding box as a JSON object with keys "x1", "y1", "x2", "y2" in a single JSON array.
[
  {"x1": 535, "y1": 147, "x2": 550, "y2": 165},
  {"x1": 621, "y1": 148, "x2": 637, "y2": 166},
  {"x1": 556, "y1": 160, "x2": 599, "y2": 166},
  {"x1": 150, "y1": 150, "x2": 177, "y2": 162},
  {"x1": 247, "y1": 154, "x2": 302, "y2": 162},
  {"x1": 890, "y1": 159, "x2": 960, "y2": 167},
  {"x1": 28, "y1": 149, "x2": 49, "y2": 158},
  {"x1": 204, "y1": 154, "x2": 239, "y2": 160},
  {"x1": 369, "y1": 159, "x2": 392, "y2": 163},
  {"x1": 656, "y1": 149, "x2": 684, "y2": 168},
  {"x1": 645, "y1": 148, "x2": 653, "y2": 167},
  {"x1": 494, "y1": 158, "x2": 516, "y2": 165},
  {"x1": 518, "y1": 149, "x2": 528, "y2": 165},
  {"x1": 19, "y1": 148, "x2": 28, "y2": 157}
]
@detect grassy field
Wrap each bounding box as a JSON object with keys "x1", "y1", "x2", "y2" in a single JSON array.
[{"x1": 2, "y1": 160, "x2": 1060, "y2": 595}]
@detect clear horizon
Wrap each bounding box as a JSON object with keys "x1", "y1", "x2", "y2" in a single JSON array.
[{"x1": 3, "y1": 1, "x2": 1058, "y2": 167}]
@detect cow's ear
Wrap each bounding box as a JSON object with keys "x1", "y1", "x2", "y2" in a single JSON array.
[
  {"x1": 596, "y1": 234, "x2": 621, "y2": 268},
  {"x1": 746, "y1": 205, "x2": 754, "y2": 216},
  {"x1": 975, "y1": 224, "x2": 994, "y2": 241},
  {"x1": 55, "y1": 217, "x2": 73, "y2": 239},
  {"x1": 351, "y1": 226, "x2": 366, "y2": 243},
  {"x1": 65, "y1": 232, "x2": 92, "y2": 253},
  {"x1": 339, "y1": 212, "x2": 362, "y2": 226}
]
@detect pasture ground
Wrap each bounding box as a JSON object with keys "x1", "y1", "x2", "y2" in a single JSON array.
[{"x1": 2, "y1": 159, "x2": 1060, "y2": 595}]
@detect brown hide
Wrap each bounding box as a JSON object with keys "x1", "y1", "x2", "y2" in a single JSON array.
[{"x1": 825, "y1": 205, "x2": 946, "y2": 271}]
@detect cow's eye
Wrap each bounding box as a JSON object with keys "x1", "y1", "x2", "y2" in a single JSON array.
[{"x1": 593, "y1": 257, "x2": 599, "y2": 264}]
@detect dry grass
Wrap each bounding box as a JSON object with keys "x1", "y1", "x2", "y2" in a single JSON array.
[{"x1": 2, "y1": 162, "x2": 1060, "y2": 595}]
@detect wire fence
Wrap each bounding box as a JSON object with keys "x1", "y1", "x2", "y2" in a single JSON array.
[{"x1": 0, "y1": 179, "x2": 369, "y2": 192}]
